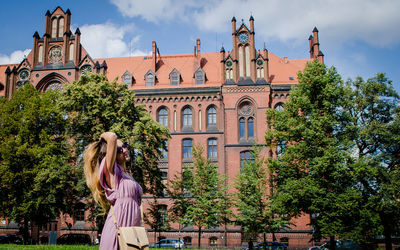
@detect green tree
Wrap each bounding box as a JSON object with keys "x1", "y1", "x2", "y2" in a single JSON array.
[
  {"x1": 0, "y1": 83, "x2": 72, "y2": 243},
  {"x1": 58, "y1": 73, "x2": 169, "y2": 194},
  {"x1": 167, "y1": 164, "x2": 193, "y2": 243},
  {"x1": 58, "y1": 73, "x2": 170, "y2": 230},
  {"x1": 233, "y1": 147, "x2": 289, "y2": 248},
  {"x1": 265, "y1": 60, "x2": 354, "y2": 249},
  {"x1": 144, "y1": 198, "x2": 170, "y2": 244},
  {"x1": 343, "y1": 73, "x2": 400, "y2": 249},
  {"x1": 168, "y1": 145, "x2": 231, "y2": 248}
]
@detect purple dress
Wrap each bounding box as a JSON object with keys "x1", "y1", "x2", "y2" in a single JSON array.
[{"x1": 99, "y1": 157, "x2": 143, "y2": 250}]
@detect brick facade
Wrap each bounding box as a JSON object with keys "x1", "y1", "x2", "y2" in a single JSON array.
[{"x1": 0, "y1": 6, "x2": 325, "y2": 248}]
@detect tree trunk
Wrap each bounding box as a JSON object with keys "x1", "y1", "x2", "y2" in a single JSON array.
[
  {"x1": 154, "y1": 229, "x2": 157, "y2": 247},
  {"x1": 329, "y1": 235, "x2": 336, "y2": 250},
  {"x1": 381, "y1": 213, "x2": 393, "y2": 250},
  {"x1": 22, "y1": 220, "x2": 29, "y2": 244},
  {"x1": 198, "y1": 227, "x2": 201, "y2": 248}
]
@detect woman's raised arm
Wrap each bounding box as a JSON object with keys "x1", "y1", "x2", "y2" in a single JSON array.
[{"x1": 100, "y1": 131, "x2": 117, "y2": 188}]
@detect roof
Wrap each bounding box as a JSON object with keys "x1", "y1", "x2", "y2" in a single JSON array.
[
  {"x1": 268, "y1": 53, "x2": 311, "y2": 84},
  {"x1": 96, "y1": 50, "x2": 311, "y2": 89},
  {"x1": 96, "y1": 52, "x2": 222, "y2": 89}
]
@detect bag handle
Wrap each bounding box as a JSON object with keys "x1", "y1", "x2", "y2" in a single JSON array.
[{"x1": 111, "y1": 206, "x2": 118, "y2": 229}]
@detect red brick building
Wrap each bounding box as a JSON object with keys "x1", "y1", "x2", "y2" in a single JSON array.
[{"x1": 0, "y1": 6, "x2": 324, "y2": 248}]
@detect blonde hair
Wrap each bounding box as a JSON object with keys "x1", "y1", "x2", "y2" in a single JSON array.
[{"x1": 83, "y1": 140, "x2": 110, "y2": 213}]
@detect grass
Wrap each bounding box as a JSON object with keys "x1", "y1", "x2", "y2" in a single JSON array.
[{"x1": 0, "y1": 245, "x2": 99, "y2": 250}]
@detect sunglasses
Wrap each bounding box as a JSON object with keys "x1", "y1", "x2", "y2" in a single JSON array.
[{"x1": 117, "y1": 142, "x2": 129, "y2": 154}]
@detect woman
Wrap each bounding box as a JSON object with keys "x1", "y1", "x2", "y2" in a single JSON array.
[{"x1": 84, "y1": 131, "x2": 142, "y2": 249}]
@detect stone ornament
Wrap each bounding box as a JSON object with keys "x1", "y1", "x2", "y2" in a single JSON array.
[{"x1": 49, "y1": 46, "x2": 63, "y2": 63}]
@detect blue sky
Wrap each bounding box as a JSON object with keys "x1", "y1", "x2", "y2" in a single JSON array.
[{"x1": 1, "y1": 0, "x2": 399, "y2": 94}]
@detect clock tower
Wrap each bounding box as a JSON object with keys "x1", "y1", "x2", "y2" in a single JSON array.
[{"x1": 221, "y1": 16, "x2": 266, "y2": 84}]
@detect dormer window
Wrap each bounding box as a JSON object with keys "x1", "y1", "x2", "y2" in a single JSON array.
[
  {"x1": 145, "y1": 70, "x2": 156, "y2": 87},
  {"x1": 170, "y1": 69, "x2": 180, "y2": 86},
  {"x1": 194, "y1": 68, "x2": 205, "y2": 84},
  {"x1": 121, "y1": 70, "x2": 134, "y2": 88}
]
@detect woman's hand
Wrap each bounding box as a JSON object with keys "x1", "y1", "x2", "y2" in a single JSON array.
[{"x1": 100, "y1": 132, "x2": 117, "y2": 142}]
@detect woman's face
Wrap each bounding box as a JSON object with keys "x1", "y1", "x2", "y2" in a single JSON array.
[{"x1": 116, "y1": 140, "x2": 130, "y2": 165}]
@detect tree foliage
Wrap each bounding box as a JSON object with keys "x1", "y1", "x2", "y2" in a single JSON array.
[
  {"x1": 57, "y1": 73, "x2": 170, "y2": 233},
  {"x1": 266, "y1": 60, "x2": 400, "y2": 249},
  {"x1": 233, "y1": 147, "x2": 289, "y2": 244},
  {"x1": 0, "y1": 83, "x2": 72, "y2": 241},
  {"x1": 168, "y1": 145, "x2": 231, "y2": 248},
  {"x1": 265, "y1": 60, "x2": 355, "y2": 244},
  {"x1": 58, "y1": 73, "x2": 170, "y2": 195},
  {"x1": 143, "y1": 197, "x2": 170, "y2": 243},
  {"x1": 343, "y1": 73, "x2": 400, "y2": 249}
]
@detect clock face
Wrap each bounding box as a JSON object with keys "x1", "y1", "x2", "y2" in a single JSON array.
[
  {"x1": 257, "y1": 59, "x2": 264, "y2": 66},
  {"x1": 226, "y1": 61, "x2": 233, "y2": 67},
  {"x1": 81, "y1": 65, "x2": 92, "y2": 75},
  {"x1": 19, "y1": 70, "x2": 29, "y2": 80},
  {"x1": 238, "y1": 33, "x2": 249, "y2": 43}
]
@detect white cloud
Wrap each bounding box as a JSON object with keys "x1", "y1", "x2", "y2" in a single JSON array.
[
  {"x1": 0, "y1": 49, "x2": 31, "y2": 64},
  {"x1": 109, "y1": 0, "x2": 201, "y2": 23},
  {"x1": 79, "y1": 22, "x2": 149, "y2": 58},
  {"x1": 110, "y1": 0, "x2": 400, "y2": 48}
]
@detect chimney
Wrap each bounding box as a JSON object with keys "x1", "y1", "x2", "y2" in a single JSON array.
[
  {"x1": 308, "y1": 35, "x2": 314, "y2": 58},
  {"x1": 152, "y1": 41, "x2": 157, "y2": 72},
  {"x1": 196, "y1": 38, "x2": 200, "y2": 56}
]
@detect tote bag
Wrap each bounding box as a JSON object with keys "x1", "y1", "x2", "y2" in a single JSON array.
[{"x1": 112, "y1": 206, "x2": 149, "y2": 250}]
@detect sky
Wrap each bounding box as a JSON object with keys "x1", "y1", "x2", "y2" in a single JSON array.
[{"x1": 0, "y1": 0, "x2": 399, "y2": 94}]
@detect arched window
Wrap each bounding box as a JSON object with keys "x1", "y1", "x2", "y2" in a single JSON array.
[
  {"x1": 238, "y1": 101, "x2": 256, "y2": 141},
  {"x1": 158, "y1": 108, "x2": 168, "y2": 127},
  {"x1": 159, "y1": 141, "x2": 168, "y2": 161},
  {"x1": 256, "y1": 58, "x2": 264, "y2": 79},
  {"x1": 69, "y1": 43, "x2": 74, "y2": 61},
  {"x1": 51, "y1": 18, "x2": 57, "y2": 38},
  {"x1": 240, "y1": 151, "x2": 254, "y2": 169},
  {"x1": 182, "y1": 139, "x2": 193, "y2": 159},
  {"x1": 225, "y1": 60, "x2": 233, "y2": 81},
  {"x1": 277, "y1": 140, "x2": 286, "y2": 158},
  {"x1": 248, "y1": 117, "x2": 254, "y2": 138},
  {"x1": 239, "y1": 118, "x2": 245, "y2": 138},
  {"x1": 58, "y1": 17, "x2": 64, "y2": 37},
  {"x1": 207, "y1": 106, "x2": 217, "y2": 126},
  {"x1": 170, "y1": 69, "x2": 180, "y2": 85},
  {"x1": 182, "y1": 107, "x2": 192, "y2": 127},
  {"x1": 38, "y1": 45, "x2": 43, "y2": 63},
  {"x1": 275, "y1": 102, "x2": 284, "y2": 111},
  {"x1": 208, "y1": 138, "x2": 217, "y2": 160}
]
